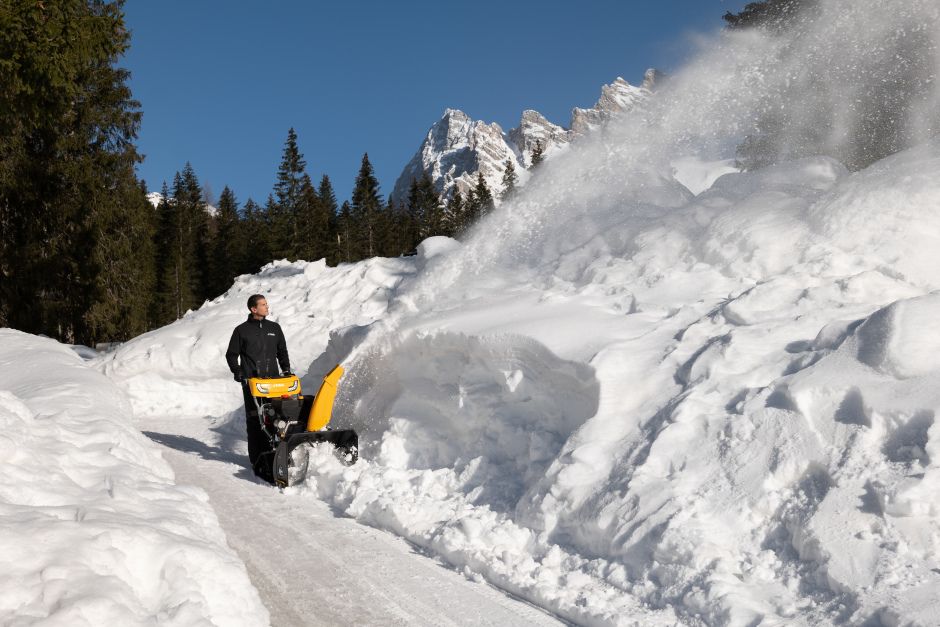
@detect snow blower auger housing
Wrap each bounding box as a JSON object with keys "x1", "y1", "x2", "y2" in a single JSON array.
[{"x1": 247, "y1": 365, "x2": 358, "y2": 488}]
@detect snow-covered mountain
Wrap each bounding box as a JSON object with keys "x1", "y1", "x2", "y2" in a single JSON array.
[
  {"x1": 146, "y1": 191, "x2": 219, "y2": 217},
  {"x1": 390, "y1": 70, "x2": 659, "y2": 203}
]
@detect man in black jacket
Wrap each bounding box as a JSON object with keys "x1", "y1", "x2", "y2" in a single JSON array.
[{"x1": 226, "y1": 294, "x2": 292, "y2": 481}]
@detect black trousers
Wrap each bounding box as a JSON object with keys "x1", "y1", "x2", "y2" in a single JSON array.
[{"x1": 241, "y1": 383, "x2": 274, "y2": 479}]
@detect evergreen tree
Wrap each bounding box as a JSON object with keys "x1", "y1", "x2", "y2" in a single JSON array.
[
  {"x1": 444, "y1": 189, "x2": 465, "y2": 237},
  {"x1": 405, "y1": 177, "x2": 423, "y2": 251},
  {"x1": 336, "y1": 200, "x2": 353, "y2": 263},
  {"x1": 85, "y1": 169, "x2": 156, "y2": 341},
  {"x1": 180, "y1": 163, "x2": 212, "y2": 305},
  {"x1": 318, "y1": 175, "x2": 338, "y2": 215},
  {"x1": 373, "y1": 196, "x2": 394, "y2": 257},
  {"x1": 0, "y1": 0, "x2": 148, "y2": 343},
  {"x1": 209, "y1": 186, "x2": 245, "y2": 296},
  {"x1": 382, "y1": 198, "x2": 407, "y2": 256},
  {"x1": 297, "y1": 173, "x2": 333, "y2": 261},
  {"x1": 318, "y1": 175, "x2": 341, "y2": 265},
  {"x1": 158, "y1": 170, "x2": 198, "y2": 321},
  {"x1": 349, "y1": 153, "x2": 383, "y2": 259},
  {"x1": 241, "y1": 198, "x2": 267, "y2": 274},
  {"x1": 404, "y1": 173, "x2": 444, "y2": 248},
  {"x1": 418, "y1": 174, "x2": 444, "y2": 241},
  {"x1": 272, "y1": 127, "x2": 307, "y2": 258},
  {"x1": 500, "y1": 158, "x2": 518, "y2": 201},
  {"x1": 465, "y1": 172, "x2": 494, "y2": 227},
  {"x1": 151, "y1": 182, "x2": 176, "y2": 325},
  {"x1": 530, "y1": 140, "x2": 545, "y2": 168},
  {"x1": 262, "y1": 194, "x2": 279, "y2": 263}
]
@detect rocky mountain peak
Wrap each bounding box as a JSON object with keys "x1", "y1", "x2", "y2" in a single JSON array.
[
  {"x1": 569, "y1": 76, "x2": 651, "y2": 135},
  {"x1": 391, "y1": 70, "x2": 659, "y2": 203}
]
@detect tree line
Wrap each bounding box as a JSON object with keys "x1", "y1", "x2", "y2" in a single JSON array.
[
  {"x1": 0, "y1": 0, "x2": 531, "y2": 345},
  {"x1": 150, "y1": 128, "x2": 520, "y2": 331}
]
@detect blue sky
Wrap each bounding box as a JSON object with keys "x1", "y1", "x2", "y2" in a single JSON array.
[{"x1": 123, "y1": 1, "x2": 748, "y2": 206}]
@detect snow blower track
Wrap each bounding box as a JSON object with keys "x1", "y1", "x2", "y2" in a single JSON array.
[{"x1": 141, "y1": 417, "x2": 562, "y2": 627}]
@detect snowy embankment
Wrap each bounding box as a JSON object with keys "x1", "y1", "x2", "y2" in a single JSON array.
[
  {"x1": 0, "y1": 331, "x2": 268, "y2": 626},
  {"x1": 103, "y1": 142, "x2": 940, "y2": 626}
]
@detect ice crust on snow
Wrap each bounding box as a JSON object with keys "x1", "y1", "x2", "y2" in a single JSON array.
[{"x1": 0, "y1": 330, "x2": 268, "y2": 626}]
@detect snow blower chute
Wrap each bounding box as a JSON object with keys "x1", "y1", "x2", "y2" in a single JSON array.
[{"x1": 247, "y1": 365, "x2": 358, "y2": 488}]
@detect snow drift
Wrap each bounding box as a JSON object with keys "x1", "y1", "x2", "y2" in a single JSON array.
[
  {"x1": 0, "y1": 330, "x2": 268, "y2": 626},
  {"x1": 101, "y1": 0, "x2": 940, "y2": 624}
]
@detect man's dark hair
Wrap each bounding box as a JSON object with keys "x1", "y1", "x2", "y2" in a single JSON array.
[{"x1": 247, "y1": 294, "x2": 266, "y2": 310}]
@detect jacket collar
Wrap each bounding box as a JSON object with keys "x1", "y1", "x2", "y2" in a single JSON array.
[{"x1": 246, "y1": 315, "x2": 265, "y2": 325}]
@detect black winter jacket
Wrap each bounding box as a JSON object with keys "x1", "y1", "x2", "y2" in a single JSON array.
[{"x1": 226, "y1": 315, "x2": 291, "y2": 378}]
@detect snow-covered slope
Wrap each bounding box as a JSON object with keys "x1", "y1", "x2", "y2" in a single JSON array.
[
  {"x1": 390, "y1": 73, "x2": 656, "y2": 203},
  {"x1": 0, "y1": 330, "x2": 268, "y2": 626}
]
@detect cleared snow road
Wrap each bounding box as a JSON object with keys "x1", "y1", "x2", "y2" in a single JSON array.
[{"x1": 140, "y1": 417, "x2": 563, "y2": 627}]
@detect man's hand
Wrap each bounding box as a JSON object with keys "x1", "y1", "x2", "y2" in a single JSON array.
[
  {"x1": 233, "y1": 372, "x2": 243, "y2": 383},
  {"x1": 281, "y1": 371, "x2": 293, "y2": 377}
]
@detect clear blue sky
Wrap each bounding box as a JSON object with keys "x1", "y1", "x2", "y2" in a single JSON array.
[{"x1": 122, "y1": 1, "x2": 748, "y2": 206}]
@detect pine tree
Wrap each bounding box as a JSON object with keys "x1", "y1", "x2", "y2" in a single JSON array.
[
  {"x1": 242, "y1": 198, "x2": 267, "y2": 274},
  {"x1": 151, "y1": 182, "x2": 174, "y2": 325},
  {"x1": 262, "y1": 194, "x2": 279, "y2": 264},
  {"x1": 0, "y1": 0, "x2": 148, "y2": 343},
  {"x1": 418, "y1": 174, "x2": 444, "y2": 241},
  {"x1": 500, "y1": 158, "x2": 518, "y2": 201},
  {"x1": 272, "y1": 128, "x2": 307, "y2": 258},
  {"x1": 349, "y1": 153, "x2": 383, "y2": 260},
  {"x1": 209, "y1": 186, "x2": 244, "y2": 296},
  {"x1": 159, "y1": 170, "x2": 198, "y2": 320},
  {"x1": 180, "y1": 163, "x2": 212, "y2": 305},
  {"x1": 382, "y1": 198, "x2": 406, "y2": 256},
  {"x1": 318, "y1": 175, "x2": 341, "y2": 265},
  {"x1": 444, "y1": 189, "x2": 464, "y2": 237},
  {"x1": 336, "y1": 201, "x2": 353, "y2": 263},
  {"x1": 85, "y1": 168, "x2": 156, "y2": 341},
  {"x1": 465, "y1": 172, "x2": 494, "y2": 227},
  {"x1": 530, "y1": 140, "x2": 545, "y2": 168},
  {"x1": 297, "y1": 173, "x2": 333, "y2": 262}
]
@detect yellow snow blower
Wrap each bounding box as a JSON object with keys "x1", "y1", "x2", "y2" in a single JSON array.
[{"x1": 247, "y1": 365, "x2": 358, "y2": 488}]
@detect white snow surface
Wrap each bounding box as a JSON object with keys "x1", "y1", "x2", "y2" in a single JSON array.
[
  {"x1": 0, "y1": 330, "x2": 268, "y2": 626},
  {"x1": 102, "y1": 145, "x2": 940, "y2": 626},
  {"x1": 101, "y1": 1, "x2": 940, "y2": 624}
]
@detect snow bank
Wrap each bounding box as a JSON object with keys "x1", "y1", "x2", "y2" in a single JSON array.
[
  {"x1": 97, "y1": 256, "x2": 417, "y2": 418},
  {"x1": 316, "y1": 146, "x2": 940, "y2": 625},
  {"x1": 0, "y1": 330, "x2": 268, "y2": 626}
]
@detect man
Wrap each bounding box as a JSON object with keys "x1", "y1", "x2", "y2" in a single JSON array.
[{"x1": 226, "y1": 294, "x2": 291, "y2": 481}]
